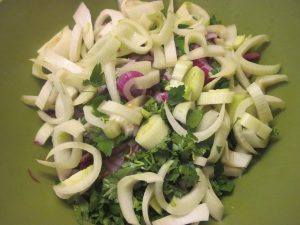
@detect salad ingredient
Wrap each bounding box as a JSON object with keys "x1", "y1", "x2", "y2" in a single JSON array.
[
  {"x1": 118, "y1": 172, "x2": 163, "y2": 225},
  {"x1": 22, "y1": 0, "x2": 288, "y2": 224},
  {"x1": 135, "y1": 115, "x2": 169, "y2": 149}
]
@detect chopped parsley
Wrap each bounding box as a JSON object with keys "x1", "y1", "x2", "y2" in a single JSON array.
[
  {"x1": 168, "y1": 85, "x2": 186, "y2": 106},
  {"x1": 83, "y1": 64, "x2": 105, "y2": 87},
  {"x1": 174, "y1": 35, "x2": 185, "y2": 57}
]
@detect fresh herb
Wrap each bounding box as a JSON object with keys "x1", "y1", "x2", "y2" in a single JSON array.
[
  {"x1": 102, "y1": 166, "x2": 138, "y2": 202},
  {"x1": 215, "y1": 77, "x2": 230, "y2": 89},
  {"x1": 214, "y1": 160, "x2": 224, "y2": 177},
  {"x1": 143, "y1": 98, "x2": 162, "y2": 115},
  {"x1": 210, "y1": 15, "x2": 222, "y2": 25},
  {"x1": 163, "y1": 161, "x2": 199, "y2": 201},
  {"x1": 210, "y1": 59, "x2": 221, "y2": 75},
  {"x1": 168, "y1": 85, "x2": 185, "y2": 106},
  {"x1": 174, "y1": 35, "x2": 185, "y2": 57},
  {"x1": 178, "y1": 24, "x2": 190, "y2": 29},
  {"x1": 211, "y1": 175, "x2": 235, "y2": 197},
  {"x1": 97, "y1": 139, "x2": 114, "y2": 157},
  {"x1": 271, "y1": 127, "x2": 280, "y2": 138},
  {"x1": 186, "y1": 108, "x2": 203, "y2": 129},
  {"x1": 83, "y1": 64, "x2": 105, "y2": 87},
  {"x1": 88, "y1": 94, "x2": 110, "y2": 120}
]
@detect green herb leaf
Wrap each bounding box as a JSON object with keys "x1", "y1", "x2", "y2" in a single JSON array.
[
  {"x1": 210, "y1": 59, "x2": 221, "y2": 75},
  {"x1": 215, "y1": 77, "x2": 230, "y2": 89},
  {"x1": 178, "y1": 24, "x2": 190, "y2": 29},
  {"x1": 84, "y1": 64, "x2": 105, "y2": 87},
  {"x1": 178, "y1": 164, "x2": 199, "y2": 188},
  {"x1": 174, "y1": 35, "x2": 185, "y2": 57},
  {"x1": 186, "y1": 108, "x2": 203, "y2": 129},
  {"x1": 102, "y1": 166, "x2": 138, "y2": 202},
  {"x1": 271, "y1": 127, "x2": 280, "y2": 138},
  {"x1": 211, "y1": 175, "x2": 235, "y2": 197},
  {"x1": 97, "y1": 139, "x2": 114, "y2": 157},
  {"x1": 168, "y1": 85, "x2": 185, "y2": 106},
  {"x1": 210, "y1": 15, "x2": 222, "y2": 25}
]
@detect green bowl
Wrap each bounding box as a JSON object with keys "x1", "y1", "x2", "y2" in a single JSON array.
[{"x1": 1, "y1": 0, "x2": 299, "y2": 224}]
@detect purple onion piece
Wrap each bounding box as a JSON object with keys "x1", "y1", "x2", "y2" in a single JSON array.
[
  {"x1": 206, "y1": 32, "x2": 218, "y2": 40},
  {"x1": 79, "y1": 153, "x2": 93, "y2": 170},
  {"x1": 193, "y1": 58, "x2": 214, "y2": 84},
  {"x1": 243, "y1": 52, "x2": 261, "y2": 61}
]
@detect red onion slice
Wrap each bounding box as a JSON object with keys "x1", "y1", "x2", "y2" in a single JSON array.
[
  {"x1": 243, "y1": 52, "x2": 261, "y2": 61},
  {"x1": 193, "y1": 58, "x2": 214, "y2": 83},
  {"x1": 117, "y1": 71, "x2": 146, "y2": 100}
]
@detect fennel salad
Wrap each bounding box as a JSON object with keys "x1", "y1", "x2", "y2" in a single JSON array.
[{"x1": 22, "y1": 0, "x2": 288, "y2": 224}]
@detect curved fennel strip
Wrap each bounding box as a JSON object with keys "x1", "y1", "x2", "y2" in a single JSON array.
[
  {"x1": 83, "y1": 105, "x2": 106, "y2": 128},
  {"x1": 203, "y1": 180, "x2": 224, "y2": 221},
  {"x1": 103, "y1": 61, "x2": 121, "y2": 103},
  {"x1": 35, "y1": 80, "x2": 54, "y2": 110},
  {"x1": 94, "y1": 9, "x2": 124, "y2": 38},
  {"x1": 209, "y1": 56, "x2": 236, "y2": 79},
  {"x1": 164, "y1": 103, "x2": 225, "y2": 142},
  {"x1": 180, "y1": 45, "x2": 225, "y2": 61},
  {"x1": 73, "y1": 2, "x2": 94, "y2": 50},
  {"x1": 207, "y1": 112, "x2": 231, "y2": 163},
  {"x1": 154, "y1": 160, "x2": 208, "y2": 216},
  {"x1": 115, "y1": 19, "x2": 153, "y2": 54},
  {"x1": 37, "y1": 75, "x2": 74, "y2": 125},
  {"x1": 117, "y1": 172, "x2": 163, "y2": 225},
  {"x1": 184, "y1": 31, "x2": 207, "y2": 54},
  {"x1": 39, "y1": 142, "x2": 102, "y2": 199},
  {"x1": 196, "y1": 110, "x2": 219, "y2": 131},
  {"x1": 52, "y1": 120, "x2": 85, "y2": 181},
  {"x1": 152, "y1": 204, "x2": 209, "y2": 225},
  {"x1": 236, "y1": 35, "x2": 280, "y2": 76},
  {"x1": 247, "y1": 82, "x2": 273, "y2": 123},
  {"x1": 69, "y1": 24, "x2": 83, "y2": 62},
  {"x1": 142, "y1": 184, "x2": 155, "y2": 225},
  {"x1": 193, "y1": 104, "x2": 226, "y2": 142},
  {"x1": 99, "y1": 100, "x2": 143, "y2": 125},
  {"x1": 34, "y1": 123, "x2": 54, "y2": 146},
  {"x1": 256, "y1": 74, "x2": 288, "y2": 92}
]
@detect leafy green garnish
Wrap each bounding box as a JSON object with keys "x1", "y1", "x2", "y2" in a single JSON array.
[
  {"x1": 83, "y1": 64, "x2": 105, "y2": 87},
  {"x1": 168, "y1": 85, "x2": 185, "y2": 106},
  {"x1": 178, "y1": 24, "x2": 190, "y2": 29},
  {"x1": 210, "y1": 15, "x2": 222, "y2": 25},
  {"x1": 174, "y1": 35, "x2": 185, "y2": 57},
  {"x1": 102, "y1": 166, "x2": 138, "y2": 202},
  {"x1": 97, "y1": 139, "x2": 114, "y2": 157},
  {"x1": 186, "y1": 108, "x2": 203, "y2": 129},
  {"x1": 88, "y1": 95, "x2": 110, "y2": 120},
  {"x1": 215, "y1": 77, "x2": 230, "y2": 89},
  {"x1": 271, "y1": 127, "x2": 280, "y2": 138},
  {"x1": 211, "y1": 175, "x2": 235, "y2": 197},
  {"x1": 210, "y1": 59, "x2": 221, "y2": 75}
]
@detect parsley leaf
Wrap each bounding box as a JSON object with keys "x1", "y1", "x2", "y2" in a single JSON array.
[
  {"x1": 210, "y1": 15, "x2": 222, "y2": 25},
  {"x1": 174, "y1": 35, "x2": 185, "y2": 57},
  {"x1": 215, "y1": 77, "x2": 230, "y2": 89},
  {"x1": 211, "y1": 175, "x2": 235, "y2": 197},
  {"x1": 210, "y1": 58, "x2": 221, "y2": 75},
  {"x1": 102, "y1": 166, "x2": 138, "y2": 202},
  {"x1": 97, "y1": 139, "x2": 114, "y2": 157},
  {"x1": 178, "y1": 164, "x2": 199, "y2": 188},
  {"x1": 83, "y1": 64, "x2": 105, "y2": 87},
  {"x1": 168, "y1": 85, "x2": 185, "y2": 106},
  {"x1": 186, "y1": 108, "x2": 203, "y2": 129},
  {"x1": 271, "y1": 127, "x2": 280, "y2": 138},
  {"x1": 178, "y1": 24, "x2": 190, "y2": 29},
  {"x1": 88, "y1": 94, "x2": 110, "y2": 120}
]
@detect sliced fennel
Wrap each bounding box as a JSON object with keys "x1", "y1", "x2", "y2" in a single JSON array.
[
  {"x1": 135, "y1": 114, "x2": 169, "y2": 149},
  {"x1": 117, "y1": 172, "x2": 163, "y2": 225}
]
